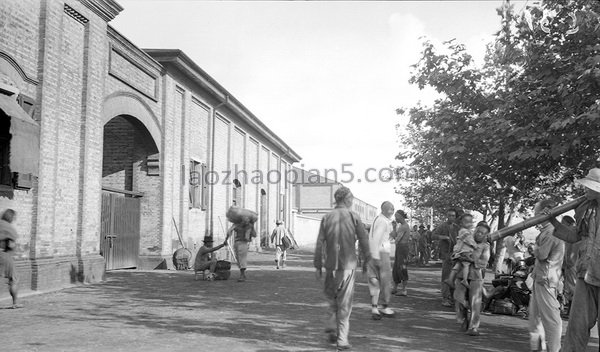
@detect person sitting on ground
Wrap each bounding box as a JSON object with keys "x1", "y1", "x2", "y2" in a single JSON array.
[
  {"x1": 194, "y1": 236, "x2": 227, "y2": 279},
  {"x1": 445, "y1": 213, "x2": 476, "y2": 289},
  {"x1": 0, "y1": 209, "x2": 21, "y2": 308}
]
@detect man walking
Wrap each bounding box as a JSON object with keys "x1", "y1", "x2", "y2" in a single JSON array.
[
  {"x1": 432, "y1": 208, "x2": 459, "y2": 307},
  {"x1": 548, "y1": 168, "x2": 600, "y2": 351},
  {"x1": 271, "y1": 220, "x2": 289, "y2": 269},
  {"x1": 228, "y1": 218, "x2": 257, "y2": 282},
  {"x1": 0, "y1": 209, "x2": 21, "y2": 308},
  {"x1": 367, "y1": 201, "x2": 395, "y2": 319},
  {"x1": 314, "y1": 186, "x2": 370, "y2": 350},
  {"x1": 529, "y1": 199, "x2": 565, "y2": 352}
]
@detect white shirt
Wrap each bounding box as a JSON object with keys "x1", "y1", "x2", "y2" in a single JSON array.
[{"x1": 369, "y1": 214, "x2": 393, "y2": 260}]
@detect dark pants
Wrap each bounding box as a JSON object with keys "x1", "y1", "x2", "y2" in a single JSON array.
[
  {"x1": 393, "y1": 244, "x2": 409, "y2": 284},
  {"x1": 563, "y1": 278, "x2": 600, "y2": 351},
  {"x1": 441, "y1": 256, "x2": 454, "y2": 302}
]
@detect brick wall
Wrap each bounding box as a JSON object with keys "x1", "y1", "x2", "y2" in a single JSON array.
[
  {"x1": 212, "y1": 115, "x2": 229, "y2": 242},
  {"x1": 232, "y1": 128, "x2": 245, "y2": 206},
  {"x1": 0, "y1": 0, "x2": 41, "y2": 84},
  {"x1": 0, "y1": 0, "x2": 299, "y2": 289},
  {"x1": 187, "y1": 97, "x2": 209, "y2": 250}
]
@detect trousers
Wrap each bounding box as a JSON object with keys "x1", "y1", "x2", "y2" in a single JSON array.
[
  {"x1": 367, "y1": 252, "x2": 392, "y2": 305},
  {"x1": 528, "y1": 282, "x2": 562, "y2": 352},
  {"x1": 562, "y1": 278, "x2": 600, "y2": 351},
  {"x1": 454, "y1": 278, "x2": 483, "y2": 330},
  {"x1": 324, "y1": 269, "x2": 356, "y2": 346}
]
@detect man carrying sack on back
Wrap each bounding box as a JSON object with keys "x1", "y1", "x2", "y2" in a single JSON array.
[
  {"x1": 228, "y1": 217, "x2": 257, "y2": 283},
  {"x1": 271, "y1": 220, "x2": 294, "y2": 269},
  {"x1": 547, "y1": 168, "x2": 600, "y2": 351}
]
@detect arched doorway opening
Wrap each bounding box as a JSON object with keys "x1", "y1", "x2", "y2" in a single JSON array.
[
  {"x1": 232, "y1": 179, "x2": 242, "y2": 207},
  {"x1": 101, "y1": 115, "x2": 160, "y2": 270}
]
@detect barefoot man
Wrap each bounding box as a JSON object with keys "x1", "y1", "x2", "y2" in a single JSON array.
[{"x1": 314, "y1": 186, "x2": 370, "y2": 350}]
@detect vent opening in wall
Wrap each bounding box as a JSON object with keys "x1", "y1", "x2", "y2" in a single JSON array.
[{"x1": 64, "y1": 4, "x2": 89, "y2": 24}]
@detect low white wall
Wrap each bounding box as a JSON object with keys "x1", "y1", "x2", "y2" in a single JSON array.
[{"x1": 291, "y1": 212, "x2": 321, "y2": 248}]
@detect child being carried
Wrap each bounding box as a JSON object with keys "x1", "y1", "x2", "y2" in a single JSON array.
[{"x1": 444, "y1": 213, "x2": 476, "y2": 289}]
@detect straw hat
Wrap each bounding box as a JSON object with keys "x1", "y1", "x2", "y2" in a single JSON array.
[{"x1": 575, "y1": 168, "x2": 600, "y2": 193}]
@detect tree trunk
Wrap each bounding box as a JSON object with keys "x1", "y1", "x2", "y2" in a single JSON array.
[{"x1": 493, "y1": 200, "x2": 507, "y2": 274}]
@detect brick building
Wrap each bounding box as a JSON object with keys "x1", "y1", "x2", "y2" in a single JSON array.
[{"x1": 0, "y1": 0, "x2": 300, "y2": 292}]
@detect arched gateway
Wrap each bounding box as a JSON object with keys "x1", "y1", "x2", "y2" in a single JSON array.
[{"x1": 101, "y1": 94, "x2": 161, "y2": 270}]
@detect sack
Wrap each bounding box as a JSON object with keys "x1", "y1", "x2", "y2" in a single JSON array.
[
  {"x1": 214, "y1": 260, "x2": 231, "y2": 280},
  {"x1": 214, "y1": 270, "x2": 231, "y2": 280},
  {"x1": 490, "y1": 298, "x2": 518, "y2": 316},
  {"x1": 282, "y1": 235, "x2": 292, "y2": 250},
  {"x1": 226, "y1": 206, "x2": 258, "y2": 224},
  {"x1": 215, "y1": 260, "x2": 231, "y2": 271}
]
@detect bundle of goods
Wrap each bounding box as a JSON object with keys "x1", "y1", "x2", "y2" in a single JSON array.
[
  {"x1": 226, "y1": 206, "x2": 258, "y2": 224},
  {"x1": 213, "y1": 260, "x2": 231, "y2": 280},
  {"x1": 490, "y1": 298, "x2": 518, "y2": 316}
]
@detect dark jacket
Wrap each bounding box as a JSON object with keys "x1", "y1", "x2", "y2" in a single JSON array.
[{"x1": 314, "y1": 206, "x2": 370, "y2": 271}]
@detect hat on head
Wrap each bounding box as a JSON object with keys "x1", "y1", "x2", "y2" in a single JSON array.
[
  {"x1": 575, "y1": 168, "x2": 600, "y2": 193},
  {"x1": 276, "y1": 220, "x2": 283, "y2": 225},
  {"x1": 203, "y1": 236, "x2": 214, "y2": 244}
]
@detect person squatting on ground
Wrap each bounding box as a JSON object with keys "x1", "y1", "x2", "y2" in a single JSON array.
[
  {"x1": 367, "y1": 201, "x2": 396, "y2": 320},
  {"x1": 548, "y1": 168, "x2": 600, "y2": 352},
  {"x1": 453, "y1": 221, "x2": 490, "y2": 337},
  {"x1": 445, "y1": 214, "x2": 476, "y2": 289},
  {"x1": 194, "y1": 236, "x2": 227, "y2": 279},
  {"x1": 228, "y1": 217, "x2": 257, "y2": 282},
  {"x1": 391, "y1": 209, "x2": 410, "y2": 297},
  {"x1": 432, "y1": 208, "x2": 460, "y2": 307},
  {"x1": 314, "y1": 186, "x2": 371, "y2": 351},
  {"x1": 528, "y1": 199, "x2": 565, "y2": 352},
  {"x1": 0, "y1": 209, "x2": 21, "y2": 309},
  {"x1": 271, "y1": 220, "x2": 290, "y2": 269}
]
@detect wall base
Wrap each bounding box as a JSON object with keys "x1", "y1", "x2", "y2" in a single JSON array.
[
  {"x1": 138, "y1": 255, "x2": 174, "y2": 270},
  {"x1": 13, "y1": 254, "x2": 105, "y2": 292}
]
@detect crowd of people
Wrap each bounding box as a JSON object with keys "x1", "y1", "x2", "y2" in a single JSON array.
[
  {"x1": 3, "y1": 168, "x2": 600, "y2": 351},
  {"x1": 314, "y1": 166, "x2": 600, "y2": 351}
]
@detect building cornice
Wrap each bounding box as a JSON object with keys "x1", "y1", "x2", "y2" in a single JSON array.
[
  {"x1": 145, "y1": 49, "x2": 302, "y2": 163},
  {"x1": 78, "y1": 0, "x2": 123, "y2": 22},
  {"x1": 107, "y1": 26, "x2": 163, "y2": 73}
]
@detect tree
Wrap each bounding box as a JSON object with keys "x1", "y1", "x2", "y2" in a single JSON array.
[{"x1": 397, "y1": 0, "x2": 600, "y2": 225}]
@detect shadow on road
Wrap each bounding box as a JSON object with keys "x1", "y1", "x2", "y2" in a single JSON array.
[{"x1": 4, "y1": 251, "x2": 598, "y2": 351}]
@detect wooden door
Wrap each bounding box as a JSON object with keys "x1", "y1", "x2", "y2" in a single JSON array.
[{"x1": 100, "y1": 192, "x2": 141, "y2": 270}]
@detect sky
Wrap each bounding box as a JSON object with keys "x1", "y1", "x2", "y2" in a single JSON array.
[{"x1": 111, "y1": 0, "x2": 508, "y2": 208}]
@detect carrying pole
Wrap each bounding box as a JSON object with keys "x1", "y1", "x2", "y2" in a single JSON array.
[
  {"x1": 172, "y1": 217, "x2": 185, "y2": 248},
  {"x1": 488, "y1": 196, "x2": 586, "y2": 242},
  {"x1": 219, "y1": 216, "x2": 240, "y2": 269}
]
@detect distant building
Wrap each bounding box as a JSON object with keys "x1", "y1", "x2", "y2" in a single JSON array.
[
  {"x1": 0, "y1": 0, "x2": 299, "y2": 292},
  {"x1": 289, "y1": 167, "x2": 377, "y2": 246}
]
